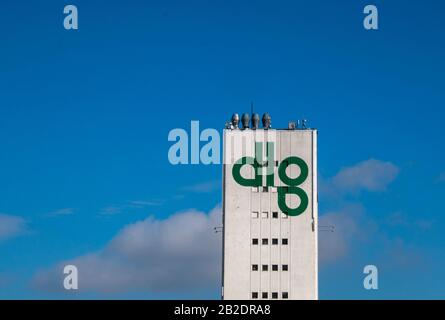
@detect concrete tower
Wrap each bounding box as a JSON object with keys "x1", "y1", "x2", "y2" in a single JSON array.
[{"x1": 222, "y1": 115, "x2": 318, "y2": 300}]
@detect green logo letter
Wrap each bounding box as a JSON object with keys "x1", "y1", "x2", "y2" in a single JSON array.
[
  {"x1": 277, "y1": 156, "x2": 309, "y2": 216},
  {"x1": 232, "y1": 156, "x2": 262, "y2": 187}
]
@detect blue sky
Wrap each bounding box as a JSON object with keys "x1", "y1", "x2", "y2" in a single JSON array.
[{"x1": 0, "y1": 0, "x2": 444, "y2": 299}]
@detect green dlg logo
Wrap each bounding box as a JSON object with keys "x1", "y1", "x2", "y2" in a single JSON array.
[{"x1": 232, "y1": 142, "x2": 309, "y2": 217}]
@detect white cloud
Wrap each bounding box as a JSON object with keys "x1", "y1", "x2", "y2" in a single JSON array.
[
  {"x1": 318, "y1": 204, "x2": 373, "y2": 264},
  {"x1": 322, "y1": 159, "x2": 399, "y2": 196},
  {"x1": 99, "y1": 200, "x2": 163, "y2": 216},
  {"x1": 0, "y1": 214, "x2": 28, "y2": 242},
  {"x1": 32, "y1": 158, "x2": 403, "y2": 294},
  {"x1": 127, "y1": 200, "x2": 162, "y2": 208},
  {"x1": 33, "y1": 206, "x2": 222, "y2": 293},
  {"x1": 99, "y1": 206, "x2": 122, "y2": 216},
  {"x1": 46, "y1": 208, "x2": 76, "y2": 217},
  {"x1": 385, "y1": 211, "x2": 434, "y2": 231},
  {"x1": 33, "y1": 200, "x2": 382, "y2": 293},
  {"x1": 318, "y1": 159, "x2": 399, "y2": 263},
  {"x1": 181, "y1": 180, "x2": 221, "y2": 193},
  {"x1": 318, "y1": 159, "x2": 402, "y2": 265}
]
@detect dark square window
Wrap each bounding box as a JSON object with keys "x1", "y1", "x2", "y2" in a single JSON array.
[
  {"x1": 282, "y1": 264, "x2": 288, "y2": 271},
  {"x1": 262, "y1": 292, "x2": 268, "y2": 299},
  {"x1": 272, "y1": 238, "x2": 278, "y2": 245},
  {"x1": 252, "y1": 238, "x2": 258, "y2": 245},
  {"x1": 272, "y1": 264, "x2": 278, "y2": 271},
  {"x1": 262, "y1": 186, "x2": 268, "y2": 192},
  {"x1": 262, "y1": 265, "x2": 268, "y2": 271},
  {"x1": 272, "y1": 212, "x2": 278, "y2": 218},
  {"x1": 252, "y1": 292, "x2": 258, "y2": 299},
  {"x1": 282, "y1": 238, "x2": 288, "y2": 245},
  {"x1": 272, "y1": 292, "x2": 278, "y2": 299},
  {"x1": 262, "y1": 238, "x2": 268, "y2": 245},
  {"x1": 252, "y1": 264, "x2": 258, "y2": 271},
  {"x1": 282, "y1": 292, "x2": 288, "y2": 299}
]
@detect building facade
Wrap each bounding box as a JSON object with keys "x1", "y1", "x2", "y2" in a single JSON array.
[{"x1": 222, "y1": 118, "x2": 318, "y2": 300}]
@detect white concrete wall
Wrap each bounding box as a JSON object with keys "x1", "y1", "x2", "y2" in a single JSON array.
[{"x1": 222, "y1": 128, "x2": 318, "y2": 300}]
